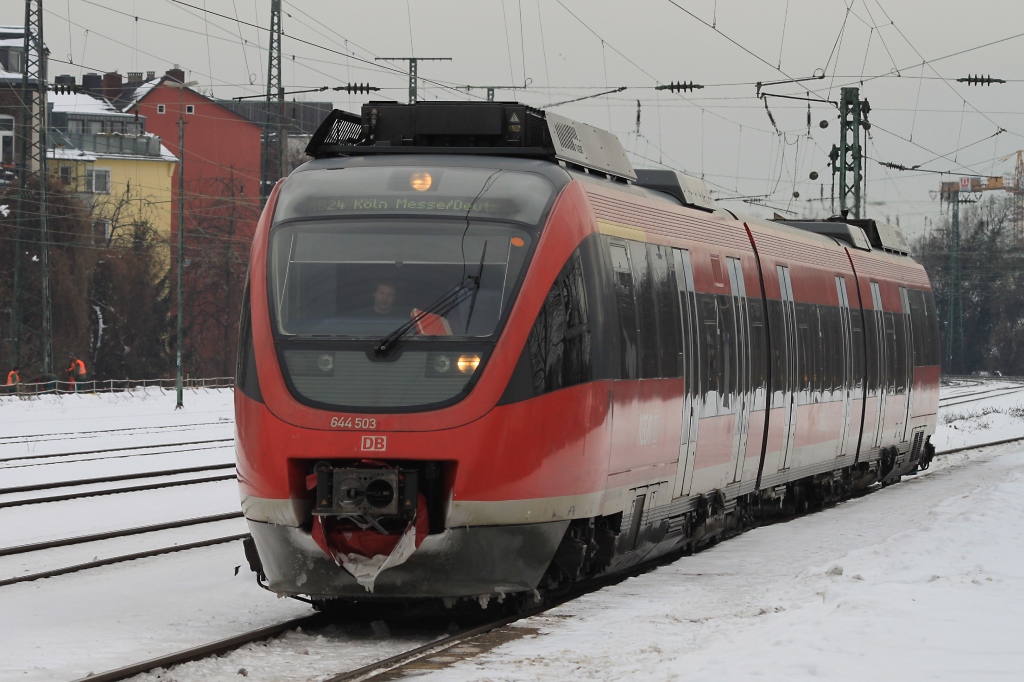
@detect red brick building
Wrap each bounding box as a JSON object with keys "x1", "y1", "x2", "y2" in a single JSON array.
[{"x1": 122, "y1": 68, "x2": 263, "y2": 378}]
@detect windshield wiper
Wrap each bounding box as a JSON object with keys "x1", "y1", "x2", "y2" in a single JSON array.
[
  {"x1": 463, "y1": 241, "x2": 488, "y2": 334},
  {"x1": 375, "y1": 275, "x2": 480, "y2": 356}
]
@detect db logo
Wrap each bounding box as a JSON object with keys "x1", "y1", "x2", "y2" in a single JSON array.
[{"x1": 361, "y1": 435, "x2": 387, "y2": 452}]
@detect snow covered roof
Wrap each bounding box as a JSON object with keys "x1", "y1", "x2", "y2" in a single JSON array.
[
  {"x1": 47, "y1": 146, "x2": 97, "y2": 162},
  {"x1": 122, "y1": 77, "x2": 163, "y2": 111},
  {"x1": 49, "y1": 130, "x2": 178, "y2": 163},
  {"x1": 50, "y1": 91, "x2": 132, "y2": 117}
]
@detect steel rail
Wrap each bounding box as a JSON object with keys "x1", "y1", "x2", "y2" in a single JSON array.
[
  {"x1": 66, "y1": 614, "x2": 326, "y2": 682},
  {"x1": 324, "y1": 614, "x2": 531, "y2": 682},
  {"x1": 0, "y1": 438, "x2": 233, "y2": 464},
  {"x1": 0, "y1": 473, "x2": 237, "y2": 509},
  {"x1": 937, "y1": 435, "x2": 1024, "y2": 456},
  {"x1": 939, "y1": 387, "x2": 1024, "y2": 408},
  {"x1": 0, "y1": 444, "x2": 234, "y2": 471},
  {"x1": 0, "y1": 533, "x2": 250, "y2": 588},
  {"x1": 0, "y1": 511, "x2": 244, "y2": 557},
  {"x1": 0, "y1": 420, "x2": 228, "y2": 444},
  {"x1": 0, "y1": 463, "x2": 236, "y2": 495}
]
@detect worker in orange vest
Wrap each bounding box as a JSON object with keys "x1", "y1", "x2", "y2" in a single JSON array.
[
  {"x1": 5, "y1": 367, "x2": 18, "y2": 394},
  {"x1": 66, "y1": 353, "x2": 87, "y2": 391}
]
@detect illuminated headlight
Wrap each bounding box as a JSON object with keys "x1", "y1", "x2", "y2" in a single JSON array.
[
  {"x1": 457, "y1": 353, "x2": 481, "y2": 373},
  {"x1": 432, "y1": 355, "x2": 452, "y2": 373}
]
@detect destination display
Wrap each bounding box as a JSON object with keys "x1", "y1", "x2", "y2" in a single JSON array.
[{"x1": 274, "y1": 165, "x2": 556, "y2": 225}]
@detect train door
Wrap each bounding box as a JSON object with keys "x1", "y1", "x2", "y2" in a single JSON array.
[
  {"x1": 899, "y1": 287, "x2": 915, "y2": 442},
  {"x1": 835, "y1": 276, "x2": 854, "y2": 458},
  {"x1": 727, "y1": 258, "x2": 752, "y2": 483},
  {"x1": 777, "y1": 266, "x2": 799, "y2": 470},
  {"x1": 869, "y1": 281, "x2": 888, "y2": 449},
  {"x1": 672, "y1": 248, "x2": 701, "y2": 497}
]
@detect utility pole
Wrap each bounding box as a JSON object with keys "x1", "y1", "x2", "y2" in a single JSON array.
[
  {"x1": 11, "y1": 0, "x2": 51, "y2": 374},
  {"x1": 947, "y1": 192, "x2": 964, "y2": 373},
  {"x1": 375, "y1": 57, "x2": 451, "y2": 104},
  {"x1": 940, "y1": 183, "x2": 975, "y2": 374},
  {"x1": 832, "y1": 86, "x2": 870, "y2": 219},
  {"x1": 260, "y1": 0, "x2": 284, "y2": 207},
  {"x1": 168, "y1": 79, "x2": 198, "y2": 409}
]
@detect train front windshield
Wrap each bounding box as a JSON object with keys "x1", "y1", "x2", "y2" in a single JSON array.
[{"x1": 268, "y1": 166, "x2": 555, "y2": 411}]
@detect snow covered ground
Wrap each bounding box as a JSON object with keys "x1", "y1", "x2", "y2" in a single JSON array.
[{"x1": 1, "y1": 382, "x2": 1023, "y2": 680}]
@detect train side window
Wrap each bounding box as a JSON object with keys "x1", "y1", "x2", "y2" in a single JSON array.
[
  {"x1": 608, "y1": 240, "x2": 639, "y2": 380},
  {"x1": 813, "y1": 306, "x2": 825, "y2": 401},
  {"x1": 864, "y1": 306, "x2": 878, "y2": 395},
  {"x1": 749, "y1": 298, "x2": 766, "y2": 410},
  {"x1": 718, "y1": 294, "x2": 735, "y2": 412},
  {"x1": 527, "y1": 249, "x2": 592, "y2": 394},
  {"x1": 629, "y1": 241, "x2": 659, "y2": 379},
  {"x1": 768, "y1": 298, "x2": 787, "y2": 409},
  {"x1": 908, "y1": 289, "x2": 928, "y2": 367},
  {"x1": 823, "y1": 305, "x2": 837, "y2": 400},
  {"x1": 649, "y1": 244, "x2": 682, "y2": 377},
  {"x1": 235, "y1": 279, "x2": 263, "y2": 402},
  {"x1": 850, "y1": 304, "x2": 864, "y2": 393},
  {"x1": 795, "y1": 304, "x2": 812, "y2": 404},
  {"x1": 893, "y1": 307, "x2": 908, "y2": 395},
  {"x1": 883, "y1": 312, "x2": 898, "y2": 395},
  {"x1": 701, "y1": 296, "x2": 719, "y2": 417}
]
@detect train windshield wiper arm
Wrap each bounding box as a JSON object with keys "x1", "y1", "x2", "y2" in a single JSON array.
[
  {"x1": 463, "y1": 241, "x2": 488, "y2": 334},
  {"x1": 374, "y1": 276, "x2": 479, "y2": 356}
]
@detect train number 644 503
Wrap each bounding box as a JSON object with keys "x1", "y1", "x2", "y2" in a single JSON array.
[{"x1": 329, "y1": 417, "x2": 377, "y2": 429}]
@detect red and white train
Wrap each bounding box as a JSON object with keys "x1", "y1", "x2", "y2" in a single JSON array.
[{"x1": 236, "y1": 102, "x2": 939, "y2": 606}]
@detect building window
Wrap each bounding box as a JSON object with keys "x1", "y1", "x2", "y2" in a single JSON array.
[
  {"x1": 59, "y1": 166, "x2": 73, "y2": 186},
  {"x1": 157, "y1": 104, "x2": 166, "y2": 114},
  {"x1": 0, "y1": 114, "x2": 14, "y2": 166},
  {"x1": 92, "y1": 220, "x2": 111, "y2": 245},
  {"x1": 186, "y1": 104, "x2": 195, "y2": 115},
  {"x1": 86, "y1": 167, "x2": 111, "y2": 194},
  {"x1": 67, "y1": 119, "x2": 85, "y2": 134},
  {"x1": 0, "y1": 47, "x2": 22, "y2": 74}
]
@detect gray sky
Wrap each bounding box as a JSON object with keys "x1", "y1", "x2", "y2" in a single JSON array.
[{"x1": 9, "y1": 0, "x2": 1024, "y2": 240}]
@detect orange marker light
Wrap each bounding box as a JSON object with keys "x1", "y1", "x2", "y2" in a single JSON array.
[
  {"x1": 410, "y1": 172, "x2": 433, "y2": 191},
  {"x1": 511, "y1": 237, "x2": 525, "y2": 247}
]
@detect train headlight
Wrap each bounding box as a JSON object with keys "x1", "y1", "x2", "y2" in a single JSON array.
[
  {"x1": 410, "y1": 171, "x2": 433, "y2": 192},
  {"x1": 457, "y1": 353, "x2": 481, "y2": 373},
  {"x1": 317, "y1": 354, "x2": 334, "y2": 372},
  {"x1": 432, "y1": 355, "x2": 451, "y2": 373}
]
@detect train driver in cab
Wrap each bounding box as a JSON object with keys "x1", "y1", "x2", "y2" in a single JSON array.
[{"x1": 354, "y1": 282, "x2": 409, "y2": 323}]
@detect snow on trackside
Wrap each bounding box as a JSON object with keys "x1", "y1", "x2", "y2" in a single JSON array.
[
  {"x1": 439, "y1": 447, "x2": 1024, "y2": 682},
  {"x1": 0, "y1": 385, "x2": 1022, "y2": 680},
  {"x1": 0, "y1": 386, "x2": 234, "y2": 440}
]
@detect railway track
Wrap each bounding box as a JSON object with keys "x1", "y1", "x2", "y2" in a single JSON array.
[
  {"x1": 938, "y1": 386, "x2": 1024, "y2": 408},
  {"x1": 0, "y1": 530, "x2": 246, "y2": 589},
  {"x1": 0, "y1": 437, "x2": 233, "y2": 465},
  {"x1": 0, "y1": 420, "x2": 230, "y2": 447},
  {"x1": 0, "y1": 468, "x2": 237, "y2": 509}
]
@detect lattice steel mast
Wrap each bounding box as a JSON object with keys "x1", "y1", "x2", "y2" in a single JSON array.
[
  {"x1": 10, "y1": 0, "x2": 51, "y2": 373},
  {"x1": 260, "y1": 0, "x2": 284, "y2": 207},
  {"x1": 833, "y1": 86, "x2": 869, "y2": 219}
]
